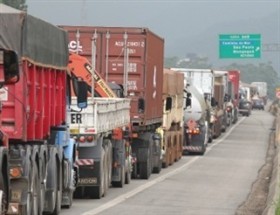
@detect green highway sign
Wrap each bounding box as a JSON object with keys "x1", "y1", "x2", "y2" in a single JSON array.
[{"x1": 219, "y1": 34, "x2": 261, "y2": 59}]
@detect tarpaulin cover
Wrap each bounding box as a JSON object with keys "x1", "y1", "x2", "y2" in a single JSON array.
[{"x1": 0, "y1": 3, "x2": 68, "y2": 69}]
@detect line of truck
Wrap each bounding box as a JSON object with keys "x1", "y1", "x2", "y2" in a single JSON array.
[{"x1": 0, "y1": 4, "x2": 267, "y2": 215}]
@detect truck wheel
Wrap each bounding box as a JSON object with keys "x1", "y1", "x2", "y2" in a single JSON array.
[
  {"x1": 22, "y1": 159, "x2": 40, "y2": 215},
  {"x1": 152, "y1": 158, "x2": 162, "y2": 174},
  {"x1": 125, "y1": 168, "x2": 131, "y2": 184},
  {"x1": 63, "y1": 190, "x2": 73, "y2": 209},
  {"x1": 139, "y1": 161, "x2": 151, "y2": 179},
  {"x1": 31, "y1": 162, "x2": 40, "y2": 215},
  {"x1": 51, "y1": 160, "x2": 62, "y2": 215},
  {"x1": 112, "y1": 166, "x2": 125, "y2": 188},
  {"x1": 199, "y1": 144, "x2": 206, "y2": 156}
]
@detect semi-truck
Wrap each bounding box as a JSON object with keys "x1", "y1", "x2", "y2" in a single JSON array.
[
  {"x1": 251, "y1": 82, "x2": 268, "y2": 104},
  {"x1": 239, "y1": 82, "x2": 253, "y2": 116},
  {"x1": 0, "y1": 4, "x2": 88, "y2": 214},
  {"x1": 213, "y1": 70, "x2": 229, "y2": 132},
  {"x1": 169, "y1": 68, "x2": 211, "y2": 154},
  {"x1": 170, "y1": 68, "x2": 223, "y2": 141},
  {"x1": 67, "y1": 53, "x2": 132, "y2": 199},
  {"x1": 61, "y1": 26, "x2": 164, "y2": 181},
  {"x1": 159, "y1": 68, "x2": 184, "y2": 167}
]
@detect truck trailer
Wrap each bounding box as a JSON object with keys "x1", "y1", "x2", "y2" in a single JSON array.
[
  {"x1": 60, "y1": 26, "x2": 164, "y2": 181},
  {"x1": 0, "y1": 4, "x2": 88, "y2": 214},
  {"x1": 67, "y1": 53, "x2": 132, "y2": 199}
]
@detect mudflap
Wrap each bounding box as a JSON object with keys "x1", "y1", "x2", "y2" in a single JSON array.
[{"x1": 111, "y1": 139, "x2": 126, "y2": 188}]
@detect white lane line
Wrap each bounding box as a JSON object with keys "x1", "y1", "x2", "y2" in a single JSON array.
[{"x1": 82, "y1": 116, "x2": 246, "y2": 215}]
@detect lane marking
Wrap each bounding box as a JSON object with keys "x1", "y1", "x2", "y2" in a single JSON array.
[
  {"x1": 82, "y1": 117, "x2": 246, "y2": 215},
  {"x1": 206, "y1": 117, "x2": 246, "y2": 153}
]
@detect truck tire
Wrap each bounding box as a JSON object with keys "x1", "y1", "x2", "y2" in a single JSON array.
[
  {"x1": 199, "y1": 144, "x2": 206, "y2": 156},
  {"x1": 63, "y1": 190, "x2": 73, "y2": 209},
  {"x1": 125, "y1": 168, "x2": 131, "y2": 184},
  {"x1": 105, "y1": 140, "x2": 112, "y2": 191},
  {"x1": 31, "y1": 162, "x2": 40, "y2": 215},
  {"x1": 139, "y1": 161, "x2": 151, "y2": 179},
  {"x1": 112, "y1": 166, "x2": 125, "y2": 188},
  {"x1": 50, "y1": 159, "x2": 62, "y2": 215},
  {"x1": 22, "y1": 158, "x2": 40, "y2": 215},
  {"x1": 162, "y1": 135, "x2": 170, "y2": 168},
  {"x1": 152, "y1": 158, "x2": 162, "y2": 174},
  {"x1": 39, "y1": 150, "x2": 47, "y2": 214}
]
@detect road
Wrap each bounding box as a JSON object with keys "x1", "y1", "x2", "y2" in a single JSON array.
[{"x1": 61, "y1": 110, "x2": 274, "y2": 215}]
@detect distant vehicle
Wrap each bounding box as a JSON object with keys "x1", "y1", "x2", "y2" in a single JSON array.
[
  {"x1": 239, "y1": 99, "x2": 252, "y2": 116},
  {"x1": 252, "y1": 99, "x2": 265, "y2": 110}
]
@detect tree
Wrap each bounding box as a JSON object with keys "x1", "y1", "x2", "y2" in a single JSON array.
[
  {"x1": 164, "y1": 53, "x2": 212, "y2": 69},
  {"x1": 0, "y1": 0, "x2": 27, "y2": 11}
]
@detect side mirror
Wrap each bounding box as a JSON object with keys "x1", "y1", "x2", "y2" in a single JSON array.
[
  {"x1": 185, "y1": 92, "x2": 191, "y2": 107},
  {"x1": 211, "y1": 97, "x2": 216, "y2": 107},
  {"x1": 72, "y1": 77, "x2": 88, "y2": 109},
  {"x1": 186, "y1": 98, "x2": 191, "y2": 107},
  {"x1": 77, "y1": 80, "x2": 88, "y2": 109},
  {"x1": 165, "y1": 97, "x2": 172, "y2": 111},
  {"x1": 1, "y1": 50, "x2": 20, "y2": 85}
]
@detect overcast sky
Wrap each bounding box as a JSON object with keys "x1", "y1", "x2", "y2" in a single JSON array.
[
  {"x1": 26, "y1": 1, "x2": 279, "y2": 32},
  {"x1": 26, "y1": 0, "x2": 280, "y2": 70}
]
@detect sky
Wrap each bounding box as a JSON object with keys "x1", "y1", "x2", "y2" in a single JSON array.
[{"x1": 26, "y1": 0, "x2": 280, "y2": 71}]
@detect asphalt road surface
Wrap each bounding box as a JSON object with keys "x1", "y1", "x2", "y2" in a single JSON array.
[{"x1": 61, "y1": 109, "x2": 274, "y2": 215}]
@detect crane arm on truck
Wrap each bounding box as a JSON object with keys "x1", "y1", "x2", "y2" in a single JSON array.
[{"x1": 68, "y1": 52, "x2": 117, "y2": 98}]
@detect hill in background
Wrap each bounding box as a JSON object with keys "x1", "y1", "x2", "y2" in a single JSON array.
[{"x1": 166, "y1": 10, "x2": 279, "y2": 73}]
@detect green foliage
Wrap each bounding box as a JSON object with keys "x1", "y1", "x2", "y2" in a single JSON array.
[
  {"x1": 164, "y1": 54, "x2": 212, "y2": 69},
  {"x1": 164, "y1": 56, "x2": 179, "y2": 68},
  {"x1": 0, "y1": 0, "x2": 27, "y2": 11}
]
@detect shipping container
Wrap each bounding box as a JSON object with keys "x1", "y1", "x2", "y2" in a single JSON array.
[{"x1": 61, "y1": 26, "x2": 164, "y2": 130}]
